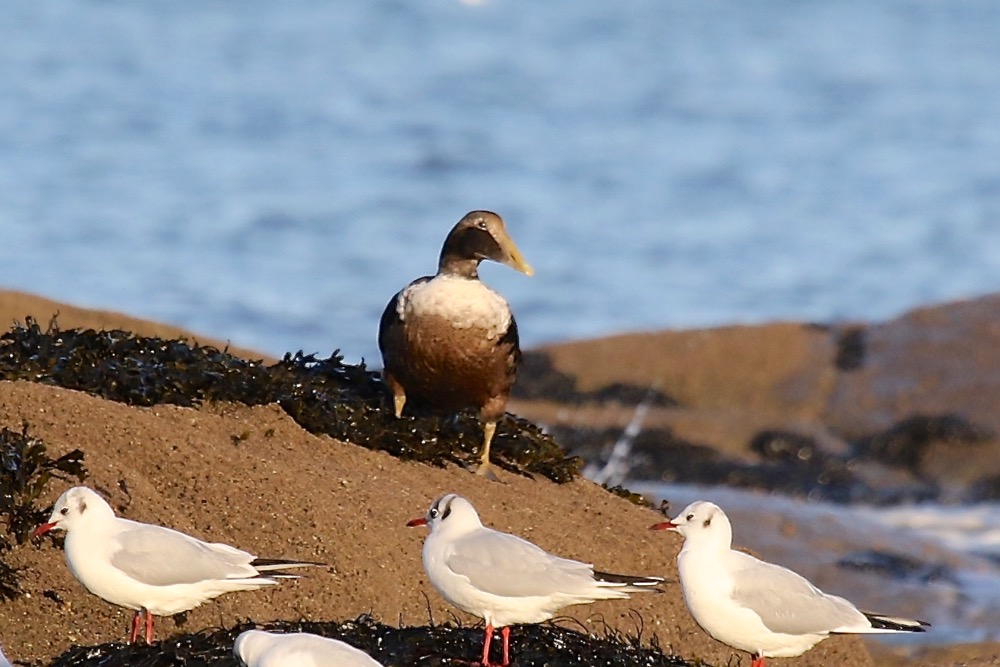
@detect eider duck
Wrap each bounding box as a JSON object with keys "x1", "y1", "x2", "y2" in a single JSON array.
[{"x1": 378, "y1": 210, "x2": 533, "y2": 478}]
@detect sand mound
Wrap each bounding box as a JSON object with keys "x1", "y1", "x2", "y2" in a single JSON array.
[{"x1": 0, "y1": 290, "x2": 870, "y2": 667}]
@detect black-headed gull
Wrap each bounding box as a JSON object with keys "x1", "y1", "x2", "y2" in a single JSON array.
[
  {"x1": 32, "y1": 486, "x2": 318, "y2": 644},
  {"x1": 234, "y1": 629, "x2": 384, "y2": 667},
  {"x1": 651, "y1": 500, "x2": 928, "y2": 667},
  {"x1": 407, "y1": 493, "x2": 662, "y2": 666}
]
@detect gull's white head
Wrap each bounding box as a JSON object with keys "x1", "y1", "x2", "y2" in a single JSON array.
[
  {"x1": 406, "y1": 493, "x2": 483, "y2": 536},
  {"x1": 32, "y1": 486, "x2": 115, "y2": 537},
  {"x1": 650, "y1": 500, "x2": 732, "y2": 548},
  {"x1": 234, "y1": 629, "x2": 384, "y2": 667},
  {"x1": 233, "y1": 629, "x2": 273, "y2": 666}
]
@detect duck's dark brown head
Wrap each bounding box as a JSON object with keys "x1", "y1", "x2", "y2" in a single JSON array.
[{"x1": 438, "y1": 210, "x2": 534, "y2": 279}]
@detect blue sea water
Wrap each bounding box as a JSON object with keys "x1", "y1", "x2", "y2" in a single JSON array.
[
  {"x1": 3, "y1": 0, "x2": 1000, "y2": 646},
  {"x1": 3, "y1": 0, "x2": 1000, "y2": 364}
]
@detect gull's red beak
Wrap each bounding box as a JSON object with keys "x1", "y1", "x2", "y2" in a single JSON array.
[
  {"x1": 650, "y1": 521, "x2": 677, "y2": 531},
  {"x1": 32, "y1": 522, "x2": 58, "y2": 538},
  {"x1": 407, "y1": 517, "x2": 428, "y2": 527}
]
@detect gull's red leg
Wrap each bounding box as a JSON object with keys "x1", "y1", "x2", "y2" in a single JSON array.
[
  {"x1": 500, "y1": 626, "x2": 510, "y2": 666},
  {"x1": 480, "y1": 623, "x2": 494, "y2": 665},
  {"x1": 751, "y1": 655, "x2": 767, "y2": 667},
  {"x1": 128, "y1": 610, "x2": 141, "y2": 643},
  {"x1": 144, "y1": 610, "x2": 154, "y2": 644}
]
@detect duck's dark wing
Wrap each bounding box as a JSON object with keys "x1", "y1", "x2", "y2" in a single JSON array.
[
  {"x1": 498, "y1": 313, "x2": 521, "y2": 368},
  {"x1": 378, "y1": 276, "x2": 431, "y2": 358},
  {"x1": 377, "y1": 291, "x2": 403, "y2": 359}
]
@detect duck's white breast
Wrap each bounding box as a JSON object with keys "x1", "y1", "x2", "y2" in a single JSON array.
[{"x1": 399, "y1": 275, "x2": 512, "y2": 339}]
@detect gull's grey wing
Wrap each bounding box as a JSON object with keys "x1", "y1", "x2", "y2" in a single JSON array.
[
  {"x1": 729, "y1": 553, "x2": 868, "y2": 635},
  {"x1": 111, "y1": 521, "x2": 258, "y2": 586},
  {"x1": 446, "y1": 529, "x2": 597, "y2": 598}
]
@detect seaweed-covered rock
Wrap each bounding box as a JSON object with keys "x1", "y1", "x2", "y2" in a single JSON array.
[
  {"x1": 0, "y1": 319, "x2": 579, "y2": 483},
  {"x1": 967, "y1": 473, "x2": 1000, "y2": 502},
  {"x1": 554, "y1": 423, "x2": 870, "y2": 503},
  {"x1": 0, "y1": 423, "x2": 86, "y2": 600},
  {"x1": 48, "y1": 616, "x2": 692, "y2": 667},
  {"x1": 837, "y1": 550, "x2": 958, "y2": 586},
  {"x1": 858, "y1": 413, "x2": 994, "y2": 474},
  {"x1": 514, "y1": 350, "x2": 678, "y2": 407},
  {"x1": 833, "y1": 326, "x2": 867, "y2": 372}
]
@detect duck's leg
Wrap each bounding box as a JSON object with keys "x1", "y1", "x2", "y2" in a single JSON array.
[
  {"x1": 473, "y1": 421, "x2": 499, "y2": 481},
  {"x1": 384, "y1": 373, "x2": 407, "y2": 417}
]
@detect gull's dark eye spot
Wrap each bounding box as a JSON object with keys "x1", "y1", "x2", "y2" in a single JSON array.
[
  {"x1": 441, "y1": 504, "x2": 452, "y2": 520},
  {"x1": 429, "y1": 508, "x2": 439, "y2": 519},
  {"x1": 703, "y1": 517, "x2": 712, "y2": 528},
  {"x1": 60, "y1": 507, "x2": 69, "y2": 516},
  {"x1": 685, "y1": 513, "x2": 694, "y2": 522}
]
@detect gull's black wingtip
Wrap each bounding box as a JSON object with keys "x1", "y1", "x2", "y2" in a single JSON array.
[{"x1": 863, "y1": 612, "x2": 930, "y2": 633}]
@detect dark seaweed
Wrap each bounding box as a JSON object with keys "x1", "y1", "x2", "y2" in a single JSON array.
[
  {"x1": 554, "y1": 423, "x2": 934, "y2": 505},
  {"x1": 967, "y1": 473, "x2": 1000, "y2": 502},
  {"x1": 0, "y1": 318, "x2": 579, "y2": 484},
  {"x1": 0, "y1": 423, "x2": 87, "y2": 600},
  {"x1": 513, "y1": 351, "x2": 678, "y2": 407},
  {"x1": 857, "y1": 413, "x2": 994, "y2": 474},
  {"x1": 749, "y1": 430, "x2": 820, "y2": 464},
  {"x1": 834, "y1": 326, "x2": 867, "y2": 371},
  {"x1": 44, "y1": 616, "x2": 693, "y2": 667},
  {"x1": 603, "y1": 484, "x2": 655, "y2": 508},
  {"x1": 837, "y1": 550, "x2": 958, "y2": 586}
]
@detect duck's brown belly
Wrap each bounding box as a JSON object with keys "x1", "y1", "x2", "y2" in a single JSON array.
[{"x1": 389, "y1": 314, "x2": 515, "y2": 419}]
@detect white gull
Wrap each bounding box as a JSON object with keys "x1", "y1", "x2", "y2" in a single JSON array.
[
  {"x1": 407, "y1": 493, "x2": 662, "y2": 666},
  {"x1": 234, "y1": 629, "x2": 384, "y2": 667},
  {"x1": 33, "y1": 486, "x2": 318, "y2": 644},
  {"x1": 651, "y1": 500, "x2": 928, "y2": 667}
]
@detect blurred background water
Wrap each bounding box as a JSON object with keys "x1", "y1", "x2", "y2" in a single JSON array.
[
  {"x1": 3, "y1": 0, "x2": 1000, "y2": 646},
  {"x1": 2, "y1": 0, "x2": 1000, "y2": 364}
]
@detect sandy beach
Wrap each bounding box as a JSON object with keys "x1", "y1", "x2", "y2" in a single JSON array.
[{"x1": 0, "y1": 290, "x2": 995, "y2": 666}]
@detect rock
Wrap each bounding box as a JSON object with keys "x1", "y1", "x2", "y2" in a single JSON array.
[{"x1": 512, "y1": 294, "x2": 1000, "y2": 502}]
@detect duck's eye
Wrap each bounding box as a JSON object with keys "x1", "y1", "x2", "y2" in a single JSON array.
[
  {"x1": 477, "y1": 220, "x2": 487, "y2": 230},
  {"x1": 685, "y1": 513, "x2": 694, "y2": 521},
  {"x1": 60, "y1": 507, "x2": 69, "y2": 516}
]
